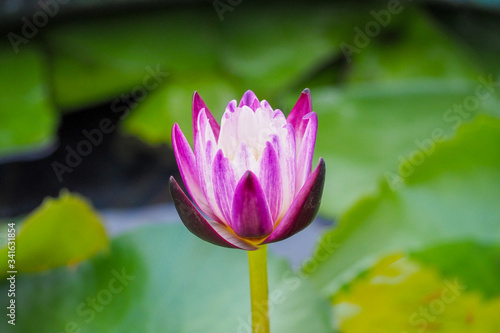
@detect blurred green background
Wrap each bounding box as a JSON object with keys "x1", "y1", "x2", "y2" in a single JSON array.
[{"x1": 0, "y1": 0, "x2": 499, "y2": 332}]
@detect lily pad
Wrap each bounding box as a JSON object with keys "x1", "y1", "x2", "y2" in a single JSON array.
[
  {"x1": 0, "y1": 44, "x2": 57, "y2": 158},
  {"x1": 410, "y1": 241, "x2": 500, "y2": 298},
  {"x1": 312, "y1": 80, "x2": 500, "y2": 217},
  {"x1": 305, "y1": 5, "x2": 498, "y2": 217},
  {"x1": 345, "y1": 7, "x2": 481, "y2": 82},
  {"x1": 0, "y1": 224, "x2": 332, "y2": 332},
  {"x1": 332, "y1": 251, "x2": 500, "y2": 332},
  {"x1": 218, "y1": 1, "x2": 349, "y2": 95},
  {"x1": 306, "y1": 115, "x2": 500, "y2": 296},
  {"x1": 0, "y1": 191, "x2": 108, "y2": 277},
  {"x1": 46, "y1": 9, "x2": 218, "y2": 109},
  {"x1": 122, "y1": 72, "x2": 238, "y2": 145}
]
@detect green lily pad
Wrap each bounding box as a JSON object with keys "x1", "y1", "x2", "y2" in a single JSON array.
[
  {"x1": 218, "y1": 1, "x2": 366, "y2": 95},
  {"x1": 122, "y1": 72, "x2": 238, "y2": 145},
  {"x1": 312, "y1": 80, "x2": 500, "y2": 217},
  {"x1": 306, "y1": 5, "x2": 500, "y2": 217},
  {"x1": 0, "y1": 191, "x2": 108, "y2": 277},
  {"x1": 345, "y1": 7, "x2": 481, "y2": 82},
  {"x1": 0, "y1": 224, "x2": 332, "y2": 333},
  {"x1": 80, "y1": 1, "x2": 373, "y2": 145},
  {"x1": 0, "y1": 44, "x2": 57, "y2": 158},
  {"x1": 306, "y1": 115, "x2": 500, "y2": 296},
  {"x1": 46, "y1": 9, "x2": 218, "y2": 109}
]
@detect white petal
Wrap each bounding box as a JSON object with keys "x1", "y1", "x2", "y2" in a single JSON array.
[{"x1": 277, "y1": 124, "x2": 296, "y2": 218}]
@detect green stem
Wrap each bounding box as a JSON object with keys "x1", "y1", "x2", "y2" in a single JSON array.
[{"x1": 247, "y1": 245, "x2": 270, "y2": 333}]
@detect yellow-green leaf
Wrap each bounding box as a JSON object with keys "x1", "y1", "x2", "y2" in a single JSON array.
[
  {"x1": 332, "y1": 252, "x2": 500, "y2": 332},
  {"x1": 0, "y1": 191, "x2": 108, "y2": 276}
]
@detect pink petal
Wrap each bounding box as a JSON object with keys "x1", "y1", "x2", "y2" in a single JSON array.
[
  {"x1": 239, "y1": 90, "x2": 260, "y2": 111},
  {"x1": 212, "y1": 149, "x2": 236, "y2": 224},
  {"x1": 296, "y1": 112, "x2": 318, "y2": 190},
  {"x1": 193, "y1": 91, "x2": 220, "y2": 141},
  {"x1": 170, "y1": 176, "x2": 257, "y2": 250},
  {"x1": 286, "y1": 88, "x2": 311, "y2": 141},
  {"x1": 231, "y1": 171, "x2": 273, "y2": 238},
  {"x1": 171, "y1": 124, "x2": 213, "y2": 216},
  {"x1": 257, "y1": 142, "x2": 283, "y2": 223},
  {"x1": 264, "y1": 158, "x2": 325, "y2": 244}
]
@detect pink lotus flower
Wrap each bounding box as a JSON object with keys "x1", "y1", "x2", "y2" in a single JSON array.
[{"x1": 169, "y1": 89, "x2": 325, "y2": 250}]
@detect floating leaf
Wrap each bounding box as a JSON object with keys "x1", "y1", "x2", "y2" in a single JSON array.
[
  {"x1": 0, "y1": 43, "x2": 57, "y2": 158},
  {"x1": 47, "y1": 9, "x2": 218, "y2": 109},
  {"x1": 0, "y1": 191, "x2": 108, "y2": 276},
  {"x1": 312, "y1": 80, "x2": 500, "y2": 217},
  {"x1": 345, "y1": 8, "x2": 480, "y2": 82},
  {"x1": 307, "y1": 6, "x2": 499, "y2": 217},
  {"x1": 332, "y1": 252, "x2": 500, "y2": 332},
  {"x1": 218, "y1": 2, "x2": 348, "y2": 95},
  {"x1": 307, "y1": 115, "x2": 500, "y2": 296},
  {"x1": 0, "y1": 224, "x2": 332, "y2": 333},
  {"x1": 122, "y1": 72, "x2": 238, "y2": 145},
  {"x1": 410, "y1": 242, "x2": 500, "y2": 298}
]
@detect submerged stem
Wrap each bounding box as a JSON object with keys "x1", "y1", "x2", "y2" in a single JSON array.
[{"x1": 247, "y1": 245, "x2": 270, "y2": 333}]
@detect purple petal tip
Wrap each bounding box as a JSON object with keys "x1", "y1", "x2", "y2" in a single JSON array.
[{"x1": 239, "y1": 90, "x2": 260, "y2": 110}]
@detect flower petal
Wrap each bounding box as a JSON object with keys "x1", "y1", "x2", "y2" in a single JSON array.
[
  {"x1": 232, "y1": 141, "x2": 257, "y2": 180},
  {"x1": 264, "y1": 158, "x2": 325, "y2": 244},
  {"x1": 171, "y1": 123, "x2": 213, "y2": 216},
  {"x1": 260, "y1": 100, "x2": 273, "y2": 112},
  {"x1": 169, "y1": 176, "x2": 257, "y2": 250},
  {"x1": 257, "y1": 142, "x2": 282, "y2": 223},
  {"x1": 227, "y1": 99, "x2": 237, "y2": 113},
  {"x1": 195, "y1": 129, "x2": 223, "y2": 223},
  {"x1": 272, "y1": 124, "x2": 296, "y2": 218},
  {"x1": 231, "y1": 171, "x2": 273, "y2": 238},
  {"x1": 212, "y1": 149, "x2": 236, "y2": 224},
  {"x1": 196, "y1": 106, "x2": 217, "y2": 146},
  {"x1": 193, "y1": 91, "x2": 220, "y2": 141},
  {"x1": 296, "y1": 112, "x2": 318, "y2": 191},
  {"x1": 286, "y1": 88, "x2": 311, "y2": 140},
  {"x1": 239, "y1": 90, "x2": 260, "y2": 111},
  {"x1": 218, "y1": 109, "x2": 239, "y2": 160}
]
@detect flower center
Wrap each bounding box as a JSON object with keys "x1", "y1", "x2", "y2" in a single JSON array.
[{"x1": 218, "y1": 105, "x2": 286, "y2": 161}]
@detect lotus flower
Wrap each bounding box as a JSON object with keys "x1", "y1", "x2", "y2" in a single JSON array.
[{"x1": 169, "y1": 89, "x2": 325, "y2": 250}]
